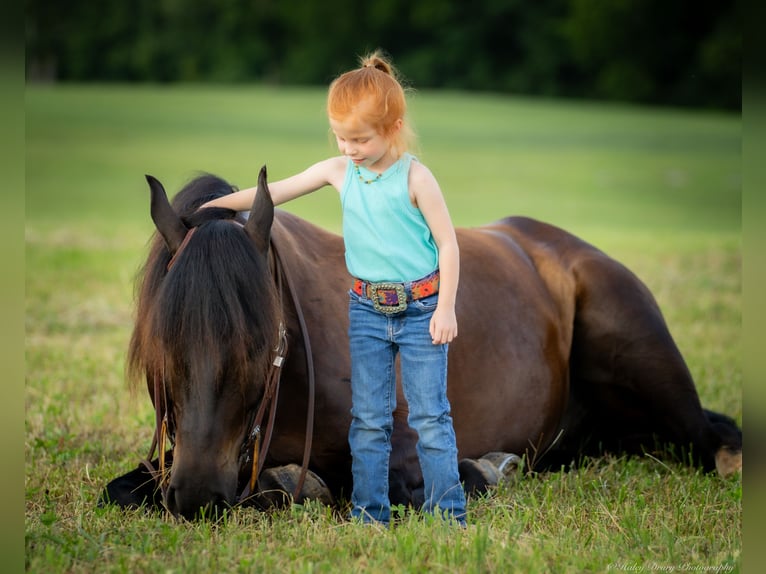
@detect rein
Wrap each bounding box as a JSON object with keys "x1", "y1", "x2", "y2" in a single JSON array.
[{"x1": 142, "y1": 220, "x2": 316, "y2": 509}]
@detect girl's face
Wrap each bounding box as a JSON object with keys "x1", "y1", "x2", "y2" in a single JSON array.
[{"x1": 330, "y1": 116, "x2": 402, "y2": 173}]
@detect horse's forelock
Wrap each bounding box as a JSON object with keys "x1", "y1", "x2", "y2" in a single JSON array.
[
  {"x1": 161, "y1": 221, "x2": 278, "y2": 381},
  {"x1": 128, "y1": 211, "x2": 279, "y2": 400}
]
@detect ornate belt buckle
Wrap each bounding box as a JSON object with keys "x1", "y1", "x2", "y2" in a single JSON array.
[{"x1": 371, "y1": 282, "x2": 408, "y2": 314}]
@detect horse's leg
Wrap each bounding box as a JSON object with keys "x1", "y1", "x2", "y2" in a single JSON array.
[{"x1": 563, "y1": 254, "x2": 741, "y2": 475}]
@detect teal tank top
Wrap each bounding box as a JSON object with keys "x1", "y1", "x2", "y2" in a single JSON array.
[{"x1": 340, "y1": 153, "x2": 439, "y2": 282}]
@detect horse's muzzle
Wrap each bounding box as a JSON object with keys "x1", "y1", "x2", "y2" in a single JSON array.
[{"x1": 164, "y1": 482, "x2": 233, "y2": 520}]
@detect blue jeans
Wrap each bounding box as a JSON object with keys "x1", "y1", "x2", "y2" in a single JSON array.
[{"x1": 347, "y1": 290, "x2": 467, "y2": 526}]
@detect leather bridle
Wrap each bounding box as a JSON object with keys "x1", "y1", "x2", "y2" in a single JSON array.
[{"x1": 142, "y1": 224, "x2": 316, "y2": 510}]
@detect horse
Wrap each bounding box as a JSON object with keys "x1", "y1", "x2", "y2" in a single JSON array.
[{"x1": 101, "y1": 168, "x2": 741, "y2": 520}]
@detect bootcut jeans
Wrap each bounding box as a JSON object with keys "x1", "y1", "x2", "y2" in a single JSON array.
[{"x1": 347, "y1": 290, "x2": 467, "y2": 526}]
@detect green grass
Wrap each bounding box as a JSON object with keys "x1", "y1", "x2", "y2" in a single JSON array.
[{"x1": 26, "y1": 85, "x2": 741, "y2": 573}]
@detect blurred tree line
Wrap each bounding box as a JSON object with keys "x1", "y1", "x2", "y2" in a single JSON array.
[{"x1": 26, "y1": 0, "x2": 740, "y2": 110}]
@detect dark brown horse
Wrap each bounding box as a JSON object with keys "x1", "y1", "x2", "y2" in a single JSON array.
[{"x1": 102, "y1": 169, "x2": 741, "y2": 520}]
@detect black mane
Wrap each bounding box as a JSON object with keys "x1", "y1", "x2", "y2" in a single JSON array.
[{"x1": 128, "y1": 174, "x2": 279, "y2": 396}]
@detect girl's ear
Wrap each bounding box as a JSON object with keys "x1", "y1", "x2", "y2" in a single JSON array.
[{"x1": 386, "y1": 118, "x2": 403, "y2": 145}]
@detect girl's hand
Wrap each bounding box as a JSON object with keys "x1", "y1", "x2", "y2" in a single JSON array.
[{"x1": 430, "y1": 305, "x2": 458, "y2": 345}]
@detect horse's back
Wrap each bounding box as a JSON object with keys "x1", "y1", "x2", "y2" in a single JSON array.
[{"x1": 492, "y1": 217, "x2": 738, "y2": 471}]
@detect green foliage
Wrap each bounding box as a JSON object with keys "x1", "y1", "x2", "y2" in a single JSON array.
[
  {"x1": 25, "y1": 0, "x2": 740, "y2": 109},
  {"x1": 26, "y1": 86, "x2": 740, "y2": 572},
  {"x1": 562, "y1": 0, "x2": 741, "y2": 108}
]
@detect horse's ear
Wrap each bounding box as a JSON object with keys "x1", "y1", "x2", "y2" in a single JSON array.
[
  {"x1": 146, "y1": 175, "x2": 188, "y2": 254},
  {"x1": 244, "y1": 165, "x2": 274, "y2": 254}
]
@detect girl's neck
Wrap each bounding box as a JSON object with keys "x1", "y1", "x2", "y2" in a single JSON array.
[{"x1": 367, "y1": 149, "x2": 402, "y2": 174}]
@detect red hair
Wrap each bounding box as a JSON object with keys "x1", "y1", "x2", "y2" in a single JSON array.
[{"x1": 327, "y1": 51, "x2": 415, "y2": 156}]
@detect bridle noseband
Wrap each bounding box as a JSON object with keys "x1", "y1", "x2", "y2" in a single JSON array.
[{"x1": 143, "y1": 220, "x2": 316, "y2": 511}]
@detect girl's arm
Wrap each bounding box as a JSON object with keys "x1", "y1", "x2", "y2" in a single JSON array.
[
  {"x1": 200, "y1": 156, "x2": 347, "y2": 210},
  {"x1": 409, "y1": 162, "x2": 460, "y2": 345}
]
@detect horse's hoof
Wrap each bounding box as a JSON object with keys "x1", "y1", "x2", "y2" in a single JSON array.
[
  {"x1": 480, "y1": 452, "x2": 522, "y2": 478},
  {"x1": 459, "y1": 458, "x2": 502, "y2": 495},
  {"x1": 296, "y1": 469, "x2": 335, "y2": 505},
  {"x1": 256, "y1": 464, "x2": 334, "y2": 508},
  {"x1": 459, "y1": 452, "x2": 523, "y2": 495},
  {"x1": 715, "y1": 446, "x2": 741, "y2": 478}
]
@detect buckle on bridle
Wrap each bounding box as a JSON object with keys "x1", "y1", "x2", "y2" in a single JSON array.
[{"x1": 371, "y1": 282, "x2": 408, "y2": 314}]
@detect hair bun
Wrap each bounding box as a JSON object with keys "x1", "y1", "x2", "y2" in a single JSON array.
[{"x1": 360, "y1": 51, "x2": 393, "y2": 76}]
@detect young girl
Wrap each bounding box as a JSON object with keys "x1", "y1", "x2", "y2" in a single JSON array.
[{"x1": 202, "y1": 51, "x2": 467, "y2": 526}]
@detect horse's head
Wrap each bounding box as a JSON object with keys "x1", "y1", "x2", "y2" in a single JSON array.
[{"x1": 129, "y1": 168, "x2": 280, "y2": 519}]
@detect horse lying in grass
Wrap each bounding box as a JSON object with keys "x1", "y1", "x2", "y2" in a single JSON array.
[{"x1": 101, "y1": 169, "x2": 741, "y2": 520}]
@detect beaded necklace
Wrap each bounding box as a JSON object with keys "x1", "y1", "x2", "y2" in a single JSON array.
[{"x1": 354, "y1": 164, "x2": 382, "y2": 185}]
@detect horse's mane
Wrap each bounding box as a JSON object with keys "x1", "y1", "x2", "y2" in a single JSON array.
[{"x1": 127, "y1": 174, "x2": 279, "y2": 397}]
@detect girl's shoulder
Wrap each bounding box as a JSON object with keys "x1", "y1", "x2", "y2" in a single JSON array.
[
  {"x1": 310, "y1": 155, "x2": 348, "y2": 190},
  {"x1": 407, "y1": 157, "x2": 438, "y2": 188},
  {"x1": 329, "y1": 154, "x2": 349, "y2": 169},
  {"x1": 405, "y1": 157, "x2": 441, "y2": 208},
  {"x1": 315, "y1": 155, "x2": 347, "y2": 172}
]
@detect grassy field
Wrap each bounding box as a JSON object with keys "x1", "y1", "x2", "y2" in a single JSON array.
[{"x1": 25, "y1": 85, "x2": 741, "y2": 573}]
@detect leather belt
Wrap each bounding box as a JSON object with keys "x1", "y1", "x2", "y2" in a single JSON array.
[{"x1": 352, "y1": 270, "x2": 440, "y2": 314}]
